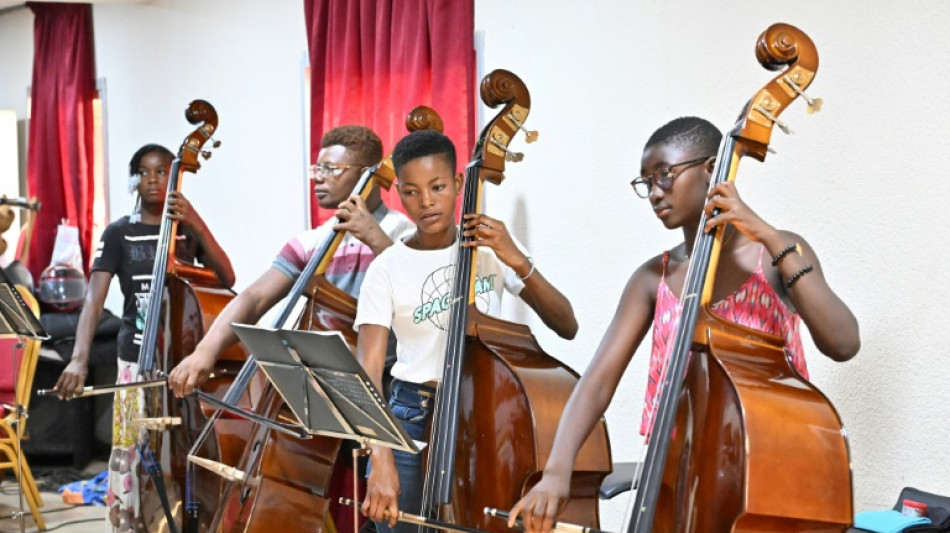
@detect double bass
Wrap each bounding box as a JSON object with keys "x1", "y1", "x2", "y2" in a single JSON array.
[
  {"x1": 136, "y1": 100, "x2": 255, "y2": 533},
  {"x1": 195, "y1": 107, "x2": 444, "y2": 533},
  {"x1": 418, "y1": 69, "x2": 612, "y2": 533},
  {"x1": 625, "y1": 24, "x2": 852, "y2": 533}
]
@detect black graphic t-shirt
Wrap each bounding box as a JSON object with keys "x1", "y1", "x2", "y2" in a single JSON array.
[{"x1": 92, "y1": 216, "x2": 203, "y2": 362}]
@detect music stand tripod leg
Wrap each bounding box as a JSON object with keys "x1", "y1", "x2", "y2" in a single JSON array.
[{"x1": 353, "y1": 438, "x2": 372, "y2": 533}]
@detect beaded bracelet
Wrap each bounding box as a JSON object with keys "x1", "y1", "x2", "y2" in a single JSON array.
[
  {"x1": 785, "y1": 264, "x2": 814, "y2": 289},
  {"x1": 519, "y1": 257, "x2": 536, "y2": 281},
  {"x1": 772, "y1": 242, "x2": 802, "y2": 266}
]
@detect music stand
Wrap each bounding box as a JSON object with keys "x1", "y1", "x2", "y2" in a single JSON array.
[
  {"x1": 0, "y1": 267, "x2": 47, "y2": 340},
  {"x1": 229, "y1": 323, "x2": 419, "y2": 453},
  {"x1": 230, "y1": 323, "x2": 420, "y2": 533},
  {"x1": 0, "y1": 267, "x2": 48, "y2": 533}
]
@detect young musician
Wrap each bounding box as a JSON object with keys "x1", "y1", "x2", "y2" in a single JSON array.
[
  {"x1": 355, "y1": 130, "x2": 579, "y2": 533},
  {"x1": 52, "y1": 143, "x2": 235, "y2": 533},
  {"x1": 169, "y1": 125, "x2": 413, "y2": 396},
  {"x1": 507, "y1": 116, "x2": 860, "y2": 533}
]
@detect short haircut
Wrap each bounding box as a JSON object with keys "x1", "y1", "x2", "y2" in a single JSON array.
[
  {"x1": 392, "y1": 130, "x2": 456, "y2": 177},
  {"x1": 128, "y1": 144, "x2": 173, "y2": 177},
  {"x1": 321, "y1": 125, "x2": 383, "y2": 166},
  {"x1": 644, "y1": 117, "x2": 722, "y2": 158}
]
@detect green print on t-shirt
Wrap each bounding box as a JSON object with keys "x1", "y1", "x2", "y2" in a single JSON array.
[{"x1": 413, "y1": 274, "x2": 496, "y2": 324}]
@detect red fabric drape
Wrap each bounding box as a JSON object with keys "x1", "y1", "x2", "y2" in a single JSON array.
[
  {"x1": 304, "y1": 0, "x2": 475, "y2": 227},
  {"x1": 25, "y1": 3, "x2": 97, "y2": 279}
]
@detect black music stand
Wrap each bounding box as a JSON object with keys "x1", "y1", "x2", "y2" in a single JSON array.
[
  {"x1": 230, "y1": 323, "x2": 419, "y2": 452},
  {"x1": 0, "y1": 267, "x2": 48, "y2": 533},
  {"x1": 230, "y1": 323, "x2": 420, "y2": 533},
  {"x1": 0, "y1": 267, "x2": 47, "y2": 340}
]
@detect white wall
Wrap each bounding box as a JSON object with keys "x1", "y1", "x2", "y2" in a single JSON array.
[
  {"x1": 475, "y1": 0, "x2": 950, "y2": 525},
  {"x1": 2, "y1": 0, "x2": 949, "y2": 526}
]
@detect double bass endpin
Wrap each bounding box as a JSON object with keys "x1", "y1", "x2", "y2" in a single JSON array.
[{"x1": 782, "y1": 75, "x2": 823, "y2": 114}]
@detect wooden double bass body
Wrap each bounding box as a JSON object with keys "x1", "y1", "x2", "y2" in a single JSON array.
[
  {"x1": 136, "y1": 100, "x2": 256, "y2": 533},
  {"x1": 626, "y1": 24, "x2": 852, "y2": 533},
  {"x1": 418, "y1": 70, "x2": 611, "y2": 533},
  {"x1": 209, "y1": 107, "x2": 445, "y2": 533}
]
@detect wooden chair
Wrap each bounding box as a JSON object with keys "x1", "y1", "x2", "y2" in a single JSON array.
[{"x1": 0, "y1": 286, "x2": 46, "y2": 530}]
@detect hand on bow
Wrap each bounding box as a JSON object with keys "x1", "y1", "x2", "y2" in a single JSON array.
[
  {"x1": 362, "y1": 448, "x2": 401, "y2": 527},
  {"x1": 461, "y1": 214, "x2": 531, "y2": 276},
  {"x1": 703, "y1": 181, "x2": 776, "y2": 244},
  {"x1": 168, "y1": 348, "x2": 216, "y2": 398},
  {"x1": 507, "y1": 472, "x2": 571, "y2": 533},
  {"x1": 52, "y1": 358, "x2": 89, "y2": 400}
]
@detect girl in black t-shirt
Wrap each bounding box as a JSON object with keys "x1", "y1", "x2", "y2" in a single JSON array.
[{"x1": 53, "y1": 143, "x2": 234, "y2": 533}]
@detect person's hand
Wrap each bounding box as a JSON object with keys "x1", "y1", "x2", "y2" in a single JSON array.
[
  {"x1": 334, "y1": 195, "x2": 387, "y2": 248},
  {"x1": 52, "y1": 358, "x2": 89, "y2": 400},
  {"x1": 361, "y1": 448, "x2": 401, "y2": 527},
  {"x1": 168, "y1": 349, "x2": 216, "y2": 398},
  {"x1": 703, "y1": 181, "x2": 775, "y2": 243},
  {"x1": 507, "y1": 471, "x2": 571, "y2": 533},
  {"x1": 461, "y1": 214, "x2": 531, "y2": 276},
  {"x1": 166, "y1": 191, "x2": 202, "y2": 231}
]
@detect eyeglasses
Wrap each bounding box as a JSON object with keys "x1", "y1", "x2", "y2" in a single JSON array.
[
  {"x1": 630, "y1": 156, "x2": 713, "y2": 198},
  {"x1": 309, "y1": 162, "x2": 362, "y2": 180}
]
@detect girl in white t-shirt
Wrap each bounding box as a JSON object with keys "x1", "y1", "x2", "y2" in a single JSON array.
[{"x1": 354, "y1": 130, "x2": 578, "y2": 533}]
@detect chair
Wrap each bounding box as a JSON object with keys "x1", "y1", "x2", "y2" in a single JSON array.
[{"x1": 0, "y1": 286, "x2": 46, "y2": 530}]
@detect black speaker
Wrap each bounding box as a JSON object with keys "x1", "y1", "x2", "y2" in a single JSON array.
[{"x1": 24, "y1": 357, "x2": 115, "y2": 468}]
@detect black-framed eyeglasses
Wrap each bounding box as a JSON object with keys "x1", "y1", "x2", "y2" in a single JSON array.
[
  {"x1": 630, "y1": 156, "x2": 713, "y2": 198},
  {"x1": 309, "y1": 162, "x2": 362, "y2": 180}
]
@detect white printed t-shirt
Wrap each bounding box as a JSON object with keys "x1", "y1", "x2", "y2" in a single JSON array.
[{"x1": 354, "y1": 238, "x2": 526, "y2": 384}]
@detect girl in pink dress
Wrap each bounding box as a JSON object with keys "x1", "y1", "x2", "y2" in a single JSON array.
[{"x1": 509, "y1": 116, "x2": 860, "y2": 533}]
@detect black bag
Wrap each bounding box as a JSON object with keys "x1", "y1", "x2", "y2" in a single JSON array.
[
  {"x1": 891, "y1": 487, "x2": 950, "y2": 532},
  {"x1": 851, "y1": 487, "x2": 950, "y2": 532}
]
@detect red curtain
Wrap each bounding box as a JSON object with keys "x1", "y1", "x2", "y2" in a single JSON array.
[
  {"x1": 304, "y1": 0, "x2": 476, "y2": 227},
  {"x1": 25, "y1": 3, "x2": 97, "y2": 279}
]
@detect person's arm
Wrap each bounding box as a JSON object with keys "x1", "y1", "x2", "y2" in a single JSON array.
[
  {"x1": 461, "y1": 213, "x2": 578, "y2": 339},
  {"x1": 355, "y1": 324, "x2": 401, "y2": 527},
  {"x1": 168, "y1": 267, "x2": 293, "y2": 397},
  {"x1": 53, "y1": 270, "x2": 113, "y2": 400},
  {"x1": 508, "y1": 262, "x2": 659, "y2": 533},
  {"x1": 334, "y1": 195, "x2": 395, "y2": 256},
  {"x1": 166, "y1": 191, "x2": 236, "y2": 288},
  {"x1": 704, "y1": 181, "x2": 860, "y2": 361}
]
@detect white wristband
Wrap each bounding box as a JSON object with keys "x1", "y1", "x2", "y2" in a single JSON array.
[{"x1": 519, "y1": 257, "x2": 536, "y2": 281}]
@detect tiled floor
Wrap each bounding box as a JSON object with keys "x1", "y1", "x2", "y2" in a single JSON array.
[{"x1": 0, "y1": 461, "x2": 106, "y2": 533}]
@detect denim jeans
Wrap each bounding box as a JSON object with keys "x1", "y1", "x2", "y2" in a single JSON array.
[{"x1": 368, "y1": 379, "x2": 434, "y2": 533}]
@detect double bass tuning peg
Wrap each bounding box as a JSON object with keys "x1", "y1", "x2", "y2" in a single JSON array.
[
  {"x1": 754, "y1": 102, "x2": 794, "y2": 135},
  {"x1": 490, "y1": 138, "x2": 524, "y2": 163},
  {"x1": 782, "y1": 75, "x2": 823, "y2": 114},
  {"x1": 201, "y1": 136, "x2": 223, "y2": 159},
  {"x1": 506, "y1": 112, "x2": 539, "y2": 143}
]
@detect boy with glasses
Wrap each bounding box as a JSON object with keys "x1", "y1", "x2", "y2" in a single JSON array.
[{"x1": 169, "y1": 125, "x2": 412, "y2": 395}]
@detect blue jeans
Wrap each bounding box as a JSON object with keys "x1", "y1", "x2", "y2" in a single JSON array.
[{"x1": 368, "y1": 379, "x2": 434, "y2": 533}]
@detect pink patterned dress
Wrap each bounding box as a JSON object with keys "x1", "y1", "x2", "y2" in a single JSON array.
[{"x1": 640, "y1": 247, "x2": 808, "y2": 436}]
